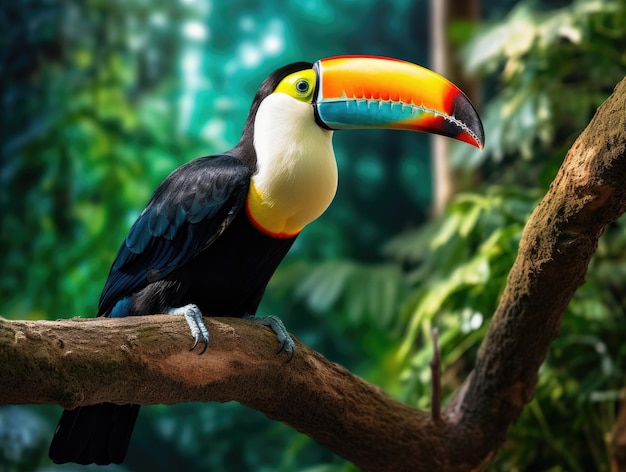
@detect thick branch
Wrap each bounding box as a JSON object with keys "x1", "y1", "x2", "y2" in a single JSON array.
[
  {"x1": 1, "y1": 315, "x2": 432, "y2": 470},
  {"x1": 2, "y1": 77, "x2": 625, "y2": 471},
  {"x1": 446, "y1": 75, "x2": 626, "y2": 462}
]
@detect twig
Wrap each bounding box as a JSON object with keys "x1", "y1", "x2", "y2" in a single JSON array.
[{"x1": 430, "y1": 327, "x2": 444, "y2": 426}]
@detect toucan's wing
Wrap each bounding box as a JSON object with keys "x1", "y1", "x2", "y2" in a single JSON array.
[{"x1": 98, "y1": 154, "x2": 250, "y2": 316}]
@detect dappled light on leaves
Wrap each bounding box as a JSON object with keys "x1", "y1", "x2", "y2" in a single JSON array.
[{"x1": 3, "y1": 0, "x2": 626, "y2": 470}]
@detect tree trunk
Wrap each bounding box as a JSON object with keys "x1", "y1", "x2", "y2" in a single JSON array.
[{"x1": 429, "y1": 0, "x2": 481, "y2": 216}]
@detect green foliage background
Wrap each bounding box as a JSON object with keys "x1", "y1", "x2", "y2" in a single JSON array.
[{"x1": 2, "y1": 0, "x2": 625, "y2": 470}]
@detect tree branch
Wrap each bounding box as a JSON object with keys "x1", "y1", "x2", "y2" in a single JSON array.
[
  {"x1": 446, "y1": 74, "x2": 626, "y2": 464},
  {"x1": 2, "y1": 76, "x2": 625, "y2": 471},
  {"x1": 1, "y1": 315, "x2": 432, "y2": 470}
]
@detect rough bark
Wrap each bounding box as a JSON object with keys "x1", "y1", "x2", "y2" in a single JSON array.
[
  {"x1": 1, "y1": 315, "x2": 433, "y2": 470},
  {"x1": 2, "y1": 76, "x2": 626, "y2": 471}
]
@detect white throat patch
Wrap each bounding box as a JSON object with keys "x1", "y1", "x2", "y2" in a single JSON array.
[{"x1": 248, "y1": 93, "x2": 337, "y2": 236}]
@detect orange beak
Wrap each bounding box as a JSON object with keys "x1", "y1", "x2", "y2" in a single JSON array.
[{"x1": 313, "y1": 55, "x2": 484, "y2": 149}]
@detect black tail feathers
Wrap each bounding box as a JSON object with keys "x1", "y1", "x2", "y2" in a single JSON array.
[{"x1": 49, "y1": 403, "x2": 140, "y2": 465}]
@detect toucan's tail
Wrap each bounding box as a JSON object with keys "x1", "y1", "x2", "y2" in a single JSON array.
[{"x1": 49, "y1": 403, "x2": 140, "y2": 465}]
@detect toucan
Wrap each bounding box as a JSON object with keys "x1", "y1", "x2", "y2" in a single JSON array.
[{"x1": 48, "y1": 55, "x2": 484, "y2": 465}]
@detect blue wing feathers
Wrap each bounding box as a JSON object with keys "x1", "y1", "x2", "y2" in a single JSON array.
[{"x1": 98, "y1": 155, "x2": 250, "y2": 316}]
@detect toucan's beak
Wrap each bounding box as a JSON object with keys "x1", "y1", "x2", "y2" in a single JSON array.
[{"x1": 313, "y1": 55, "x2": 484, "y2": 150}]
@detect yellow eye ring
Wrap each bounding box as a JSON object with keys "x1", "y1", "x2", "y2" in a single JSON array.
[{"x1": 274, "y1": 69, "x2": 316, "y2": 103}]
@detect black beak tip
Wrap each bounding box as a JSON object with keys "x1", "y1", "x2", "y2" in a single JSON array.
[{"x1": 453, "y1": 93, "x2": 485, "y2": 150}]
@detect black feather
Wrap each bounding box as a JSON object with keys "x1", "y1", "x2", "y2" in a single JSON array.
[
  {"x1": 49, "y1": 404, "x2": 139, "y2": 465},
  {"x1": 98, "y1": 154, "x2": 250, "y2": 316}
]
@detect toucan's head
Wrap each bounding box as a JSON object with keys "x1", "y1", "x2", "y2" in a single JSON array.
[
  {"x1": 239, "y1": 55, "x2": 485, "y2": 237},
  {"x1": 241, "y1": 55, "x2": 484, "y2": 157}
]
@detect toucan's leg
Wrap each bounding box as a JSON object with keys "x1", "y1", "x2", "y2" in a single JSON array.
[
  {"x1": 167, "y1": 304, "x2": 209, "y2": 354},
  {"x1": 243, "y1": 314, "x2": 296, "y2": 361}
]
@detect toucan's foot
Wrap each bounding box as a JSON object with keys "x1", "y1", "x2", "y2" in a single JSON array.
[
  {"x1": 167, "y1": 304, "x2": 209, "y2": 354},
  {"x1": 243, "y1": 314, "x2": 296, "y2": 361}
]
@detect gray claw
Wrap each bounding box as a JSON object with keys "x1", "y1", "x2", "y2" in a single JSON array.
[
  {"x1": 189, "y1": 334, "x2": 208, "y2": 354},
  {"x1": 167, "y1": 304, "x2": 209, "y2": 354},
  {"x1": 243, "y1": 314, "x2": 295, "y2": 362}
]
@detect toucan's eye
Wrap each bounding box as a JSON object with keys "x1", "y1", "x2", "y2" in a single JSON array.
[
  {"x1": 274, "y1": 69, "x2": 317, "y2": 103},
  {"x1": 296, "y1": 80, "x2": 309, "y2": 94}
]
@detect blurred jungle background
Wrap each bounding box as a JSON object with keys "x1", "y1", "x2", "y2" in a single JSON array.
[{"x1": 2, "y1": 0, "x2": 626, "y2": 470}]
